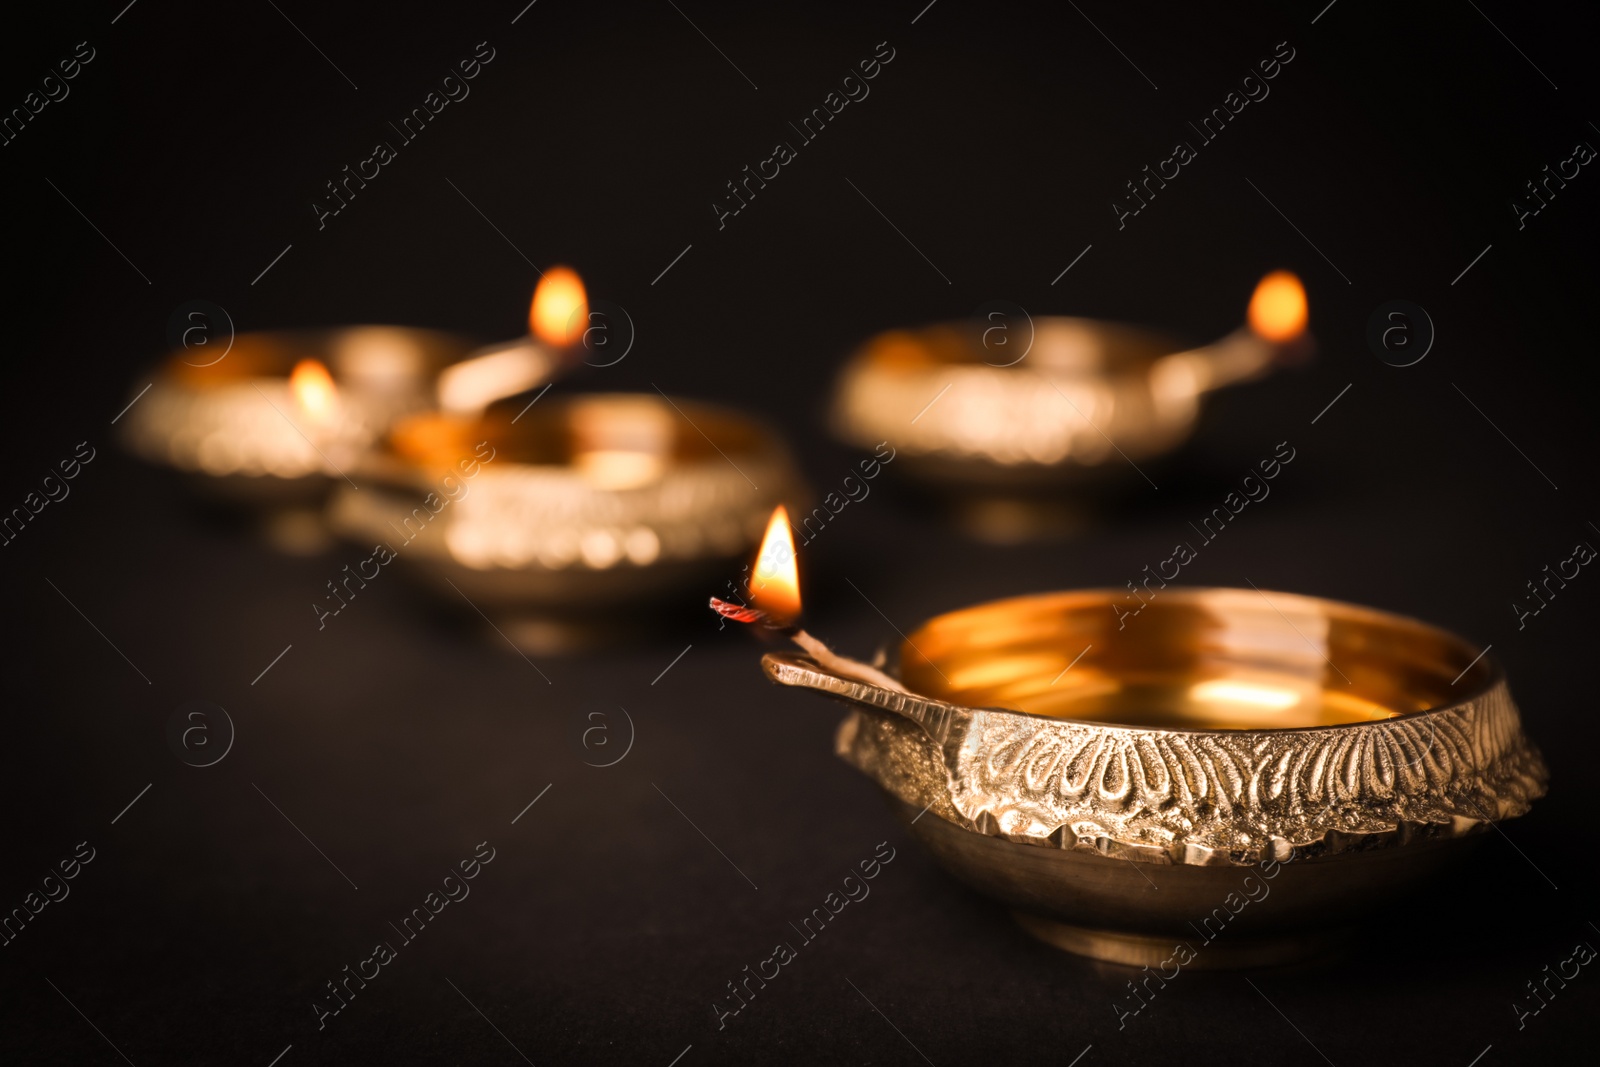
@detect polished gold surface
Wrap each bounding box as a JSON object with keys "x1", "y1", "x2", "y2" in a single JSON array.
[
  {"x1": 763, "y1": 587, "x2": 1547, "y2": 966},
  {"x1": 899, "y1": 587, "x2": 1475, "y2": 728},
  {"x1": 331, "y1": 392, "x2": 803, "y2": 650}
]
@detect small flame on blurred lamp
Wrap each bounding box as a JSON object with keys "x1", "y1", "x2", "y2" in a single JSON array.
[
  {"x1": 751, "y1": 505, "x2": 801, "y2": 623},
  {"x1": 530, "y1": 266, "x2": 588, "y2": 348},
  {"x1": 1247, "y1": 271, "x2": 1308, "y2": 343},
  {"x1": 289, "y1": 359, "x2": 339, "y2": 421}
]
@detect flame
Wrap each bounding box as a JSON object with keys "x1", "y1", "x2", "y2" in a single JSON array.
[
  {"x1": 529, "y1": 266, "x2": 588, "y2": 347},
  {"x1": 750, "y1": 505, "x2": 801, "y2": 622},
  {"x1": 289, "y1": 359, "x2": 339, "y2": 421},
  {"x1": 1247, "y1": 271, "x2": 1308, "y2": 343}
]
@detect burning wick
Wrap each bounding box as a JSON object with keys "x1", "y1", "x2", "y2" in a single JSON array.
[
  {"x1": 1153, "y1": 271, "x2": 1311, "y2": 399},
  {"x1": 436, "y1": 266, "x2": 590, "y2": 416},
  {"x1": 708, "y1": 597, "x2": 909, "y2": 693},
  {"x1": 712, "y1": 507, "x2": 909, "y2": 694}
]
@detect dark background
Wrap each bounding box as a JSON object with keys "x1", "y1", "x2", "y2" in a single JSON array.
[{"x1": 3, "y1": 1, "x2": 1597, "y2": 1064}]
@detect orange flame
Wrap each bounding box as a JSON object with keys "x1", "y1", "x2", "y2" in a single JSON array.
[
  {"x1": 751, "y1": 506, "x2": 801, "y2": 623},
  {"x1": 529, "y1": 266, "x2": 588, "y2": 347},
  {"x1": 1247, "y1": 271, "x2": 1308, "y2": 343},
  {"x1": 289, "y1": 359, "x2": 339, "y2": 421}
]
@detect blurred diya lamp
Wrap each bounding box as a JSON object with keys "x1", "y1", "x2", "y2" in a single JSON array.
[
  {"x1": 120, "y1": 271, "x2": 597, "y2": 552},
  {"x1": 720, "y1": 537, "x2": 1548, "y2": 967},
  {"x1": 434, "y1": 266, "x2": 592, "y2": 417},
  {"x1": 830, "y1": 272, "x2": 1311, "y2": 540},
  {"x1": 331, "y1": 392, "x2": 802, "y2": 654},
  {"x1": 120, "y1": 326, "x2": 482, "y2": 551}
]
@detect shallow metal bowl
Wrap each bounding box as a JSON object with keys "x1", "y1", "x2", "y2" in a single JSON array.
[
  {"x1": 764, "y1": 587, "x2": 1547, "y2": 967},
  {"x1": 332, "y1": 392, "x2": 802, "y2": 651}
]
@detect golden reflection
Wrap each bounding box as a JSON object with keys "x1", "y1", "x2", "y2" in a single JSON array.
[
  {"x1": 897, "y1": 588, "x2": 1488, "y2": 730},
  {"x1": 1190, "y1": 679, "x2": 1300, "y2": 710}
]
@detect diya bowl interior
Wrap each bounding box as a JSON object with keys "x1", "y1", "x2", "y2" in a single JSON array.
[
  {"x1": 764, "y1": 587, "x2": 1547, "y2": 967},
  {"x1": 121, "y1": 326, "x2": 480, "y2": 506},
  {"x1": 330, "y1": 392, "x2": 801, "y2": 648}
]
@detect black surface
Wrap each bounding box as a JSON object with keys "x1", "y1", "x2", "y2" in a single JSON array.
[{"x1": 3, "y1": 2, "x2": 1597, "y2": 1064}]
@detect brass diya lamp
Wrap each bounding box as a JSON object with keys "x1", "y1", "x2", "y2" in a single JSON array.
[
  {"x1": 724, "y1": 521, "x2": 1548, "y2": 968},
  {"x1": 830, "y1": 273, "x2": 1311, "y2": 540},
  {"x1": 120, "y1": 326, "x2": 482, "y2": 551},
  {"x1": 120, "y1": 271, "x2": 595, "y2": 551},
  {"x1": 331, "y1": 391, "x2": 803, "y2": 653}
]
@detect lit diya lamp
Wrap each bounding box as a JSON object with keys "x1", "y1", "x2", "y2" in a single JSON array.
[
  {"x1": 330, "y1": 392, "x2": 803, "y2": 653},
  {"x1": 719, "y1": 519, "x2": 1548, "y2": 967},
  {"x1": 122, "y1": 272, "x2": 598, "y2": 551},
  {"x1": 121, "y1": 326, "x2": 484, "y2": 548},
  {"x1": 830, "y1": 272, "x2": 1311, "y2": 539}
]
